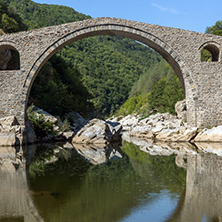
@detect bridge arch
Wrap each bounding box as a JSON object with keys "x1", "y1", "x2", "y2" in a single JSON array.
[
  {"x1": 23, "y1": 21, "x2": 196, "y2": 121},
  {"x1": 0, "y1": 41, "x2": 20, "y2": 70},
  {"x1": 199, "y1": 41, "x2": 221, "y2": 62}
]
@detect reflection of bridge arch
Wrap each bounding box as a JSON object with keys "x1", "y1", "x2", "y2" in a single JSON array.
[
  {"x1": 0, "y1": 148, "x2": 44, "y2": 222},
  {"x1": 1, "y1": 17, "x2": 222, "y2": 127},
  {"x1": 167, "y1": 153, "x2": 222, "y2": 222}
]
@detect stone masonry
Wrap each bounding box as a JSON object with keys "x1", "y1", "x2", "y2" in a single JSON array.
[{"x1": 0, "y1": 17, "x2": 222, "y2": 128}]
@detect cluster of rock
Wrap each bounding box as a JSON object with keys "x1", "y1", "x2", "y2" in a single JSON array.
[{"x1": 109, "y1": 112, "x2": 198, "y2": 142}]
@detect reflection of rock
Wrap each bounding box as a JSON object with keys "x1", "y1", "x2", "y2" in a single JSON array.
[
  {"x1": 73, "y1": 143, "x2": 123, "y2": 165},
  {"x1": 123, "y1": 131, "x2": 197, "y2": 156},
  {"x1": 72, "y1": 118, "x2": 122, "y2": 144},
  {"x1": 194, "y1": 142, "x2": 222, "y2": 156}
]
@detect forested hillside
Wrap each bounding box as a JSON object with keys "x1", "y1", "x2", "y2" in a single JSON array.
[
  {"x1": 116, "y1": 61, "x2": 185, "y2": 116},
  {"x1": 1, "y1": 0, "x2": 162, "y2": 118}
]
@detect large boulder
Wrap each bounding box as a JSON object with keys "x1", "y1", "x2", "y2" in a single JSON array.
[
  {"x1": 193, "y1": 126, "x2": 222, "y2": 142},
  {"x1": 155, "y1": 126, "x2": 198, "y2": 142},
  {"x1": 72, "y1": 118, "x2": 122, "y2": 144},
  {"x1": 130, "y1": 125, "x2": 153, "y2": 139}
]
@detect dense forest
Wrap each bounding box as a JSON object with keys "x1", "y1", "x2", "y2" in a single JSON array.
[{"x1": 1, "y1": 0, "x2": 220, "y2": 119}]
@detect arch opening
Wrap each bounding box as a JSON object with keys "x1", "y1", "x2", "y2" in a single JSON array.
[
  {"x1": 0, "y1": 45, "x2": 20, "y2": 70},
  {"x1": 200, "y1": 43, "x2": 220, "y2": 62}
]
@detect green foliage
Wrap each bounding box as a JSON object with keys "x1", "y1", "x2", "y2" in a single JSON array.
[
  {"x1": 201, "y1": 48, "x2": 212, "y2": 62},
  {"x1": 27, "y1": 105, "x2": 55, "y2": 137},
  {"x1": 59, "y1": 119, "x2": 71, "y2": 132},
  {"x1": 129, "y1": 60, "x2": 167, "y2": 98},
  {"x1": 116, "y1": 61, "x2": 185, "y2": 116},
  {"x1": 29, "y1": 55, "x2": 93, "y2": 117},
  {"x1": 205, "y1": 20, "x2": 222, "y2": 36},
  {"x1": 57, "y1": 36, "x2": 161, "y2": 117},
  {"x1": 0, "y1": 0, "x2": 26, "y2": 33},
  {"x1": 5, "y1": 0, "x2": 90, "y2": 29}
]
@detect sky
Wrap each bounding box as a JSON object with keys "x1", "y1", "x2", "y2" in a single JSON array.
[{"x1": 33, "y1": 0, "x2": 222, "y2": 33}]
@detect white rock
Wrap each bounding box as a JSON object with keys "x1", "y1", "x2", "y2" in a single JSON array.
[
  {"x1": 0, "y1": 132, "x2": 16, "y2": 146},
  {"x1": 194, "y1": 126, "x2": 222, "y2": 142},
  {"x1": 72, "y1": 118, "x2": 121, "y2": 144}
]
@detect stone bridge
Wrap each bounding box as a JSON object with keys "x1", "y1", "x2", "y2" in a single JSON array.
[{"x1": 0, "y1": 17, "x2": 222, "y2": 128}]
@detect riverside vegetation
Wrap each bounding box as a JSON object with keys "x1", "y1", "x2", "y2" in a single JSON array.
[{"x1": 1, "y1": 0, "x2": 222, "y2": 140}]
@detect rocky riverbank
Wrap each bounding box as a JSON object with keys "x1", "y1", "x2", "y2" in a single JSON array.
[{"x1": 1, "y1": 102, "x2": 222, "y2": 155}]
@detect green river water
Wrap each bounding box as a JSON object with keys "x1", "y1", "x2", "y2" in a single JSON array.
[{"x1": 0, "y1": 140, "x2": 222, "y2": 222}]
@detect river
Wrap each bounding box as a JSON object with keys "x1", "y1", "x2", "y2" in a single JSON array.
[{"x1": 0, "y1": 140, "x2": 222, "y2": 222}]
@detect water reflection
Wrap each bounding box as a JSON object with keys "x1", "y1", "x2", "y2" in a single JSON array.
[
  {"x1": 73, "y1": 143, "x2": 123, "y2": 165},
  {"x1": 1, "y1": 141, "x2": 222, "y2": 221},
  {"x1": 0, "y1": 146, "x2": 43, "y2": 222}
]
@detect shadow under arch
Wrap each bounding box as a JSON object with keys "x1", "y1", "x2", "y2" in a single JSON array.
[
  {"x1": 23, "y1": 18, "x2": 196, "y2": 115},
  {"x1": 0, "y1": 41, "x2": 20, "y2": 70}
]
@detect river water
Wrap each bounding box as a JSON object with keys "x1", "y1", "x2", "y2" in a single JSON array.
[{"x1": 0, "y1": 140, "x2": 222, "y2": 222}]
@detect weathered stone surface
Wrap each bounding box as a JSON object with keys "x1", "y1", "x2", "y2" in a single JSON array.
[
  {"x1": 193, "y1": 126, "x2": 222, "y2": 142},
  {"x1": 130, "y1": 125, "x2": 153, "y2": 139},
  {"x1": 25, "y1": 120, "x2": 36, "y2": 144},
  {"x1": 175, "y1": 99, "x2": 187, "y2": 121},
  {"x1": 118, "y1": 114, "x2": 141, "y2": 131},
  {"x1": 66, "y1": 111, "x2": 88, "y2": 132},
  {"x1": 72, "y1": 118, "x2": 122, "y2": 144},
  {"x1": 0, "y1": 116, "x2": 19, "y2": 127},
  {"x1": 33, "y1": 107, "x2": 58, "y2": 123},
  {"x1": 63, "y1": 131, "x2": 75, "y2": 142},
  {"x1": 0, "y1": 132, "x2": 16, "y2": 146},
  {"x1": 155, "y1": 126, "x2": 198, "y2": 142}
]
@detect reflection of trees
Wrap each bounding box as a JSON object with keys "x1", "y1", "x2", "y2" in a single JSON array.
[
  {"x1": 28, "y1": 141, "x2": 186, "y2": 222},
  {"x1": 5, "y1": 141, "x2": 221, "y2": 222}
]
